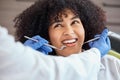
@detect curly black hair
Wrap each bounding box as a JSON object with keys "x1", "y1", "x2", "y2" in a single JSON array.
[{"x1": 14, "y1": 0, "x2": 106, "y2": 55}]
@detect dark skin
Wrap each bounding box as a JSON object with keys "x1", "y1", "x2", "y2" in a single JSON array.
[{"x1": 14, "y1": 0, "x2": 106, "y2": 55}]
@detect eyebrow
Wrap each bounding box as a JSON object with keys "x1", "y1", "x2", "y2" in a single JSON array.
[
  {"x1": 49, "y1": 19, "x2": 62, "y2": 26},
  {"x1": 71, "y1": 15, "x2": 79, "y2": 20},
  {"x1": 50, "y1": 15, "x2": 79, "y2": 26}
]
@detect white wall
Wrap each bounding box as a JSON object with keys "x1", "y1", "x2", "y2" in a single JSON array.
[
  {"x1": 0, "y1": 0, "x2": 33, "y2": 35},
  {"x1": 91, "y1": 0, "x2": 120, "y2": 34},
  {"x1": 0, "y1": 0, "x2": 120, "y2": 36}
]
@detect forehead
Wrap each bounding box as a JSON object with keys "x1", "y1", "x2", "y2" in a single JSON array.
[{"x1": 50, "y1": 9, "x2": 78, "y2": 23}]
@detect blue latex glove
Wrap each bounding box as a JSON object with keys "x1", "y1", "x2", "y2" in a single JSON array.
[
  {"x1": 24, "y1": 35, "x2": 52, "y2": 55},
  {"x1": 89, "y1": 29, "x2": 111, "y2": 57}
]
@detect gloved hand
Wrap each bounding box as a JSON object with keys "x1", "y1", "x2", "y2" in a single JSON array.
[
  {"x1": 24, "y1": 35, "x2": 52, "y2": 55},
  {"x1": 89, "y1": 29, "x2": 111, "y2": 57}
]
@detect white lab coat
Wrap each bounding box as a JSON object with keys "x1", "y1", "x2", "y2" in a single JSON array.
[
  {"x1": 0, "y1": 26, "x2": 120, "y2": 80},
  {"x1": 0, "y1": 26, "x2": 101, "y2": 80}
]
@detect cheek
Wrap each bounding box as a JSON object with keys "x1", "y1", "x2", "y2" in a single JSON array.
[
  {"x1": 49, "y1": 30, "x2": 61, "y2": 46},
  {"x1": 80, "y1": 29, "x2": 85, "y2": 38},
  {"x1": 77, "y1": 27, "x2": 85, "y2": 42}
]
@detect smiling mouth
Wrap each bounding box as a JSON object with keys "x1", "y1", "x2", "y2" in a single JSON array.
[{"x1": 62, "y1": 38, "x2": 78, "y2": 47}]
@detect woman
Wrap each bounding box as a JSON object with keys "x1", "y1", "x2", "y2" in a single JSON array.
[
  {"x1": 0, "y1": 24, "x2": 106, "y2": 80},
  {"x1": 14, "y1": 0, "x2": 106, "y2": 55},
  {"x1": 14, "y1": 0, "x2": 119, "y2": 80}
]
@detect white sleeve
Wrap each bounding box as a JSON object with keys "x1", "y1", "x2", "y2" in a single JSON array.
[{"x1": 0, "y1": 26, "x2": 101, "y2": 80}]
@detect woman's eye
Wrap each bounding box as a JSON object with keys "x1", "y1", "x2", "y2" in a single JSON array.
[
  {"x1": 72, "y1": 20, "x2": 80, "y2": 25},
  {"x1": 54, "y1": 24, "x2": 62, "y2": 28}
]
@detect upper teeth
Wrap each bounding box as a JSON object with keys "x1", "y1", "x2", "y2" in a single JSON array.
[{"x1": 63, "y1": 39, "x2": 76, "y2": 43}]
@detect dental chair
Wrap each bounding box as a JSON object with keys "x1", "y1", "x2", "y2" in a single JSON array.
[{"x1": 108, "y1": 31, "x2": 120, "y2": 59}]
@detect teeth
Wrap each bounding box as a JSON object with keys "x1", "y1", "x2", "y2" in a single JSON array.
[{"x1": 63, "y1": 39, "x2": 76, "y2": 43}]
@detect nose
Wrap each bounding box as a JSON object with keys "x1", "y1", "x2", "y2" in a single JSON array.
[{"x1": 63, "y1": 26, "x2": 75, "y2": 36}]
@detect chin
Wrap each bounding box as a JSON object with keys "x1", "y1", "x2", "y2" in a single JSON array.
[{"x1": 58, "y1": 50, "x2": 80, "y2": 57}]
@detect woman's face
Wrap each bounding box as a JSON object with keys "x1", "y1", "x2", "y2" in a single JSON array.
[{"x1": 49, "y1": 9, "x2": 85, "y2": 56}]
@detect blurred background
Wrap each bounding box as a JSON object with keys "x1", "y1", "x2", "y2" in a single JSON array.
[
  {"x1": 0, "y1": 0, "x2": 120, "y2": 53},
  {"x1": 0, "y1": 0, "x2": 120, "y2": 35}
]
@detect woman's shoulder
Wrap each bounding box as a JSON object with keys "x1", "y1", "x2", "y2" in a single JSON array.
[
  {"x1": 101, "y1": 54, "x2": 120, "y2": 74},
  {"x1": 101, "y1": 54, "x2": 120, "y2": 65},
  {"x1": 99, "y1": 54, "x2": 120, "y2": 80},
  {"x1": 101, "y1": 54, "x2": 120, "y2": 73}
]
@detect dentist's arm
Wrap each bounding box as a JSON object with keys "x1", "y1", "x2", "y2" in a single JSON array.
[{"x1": 0, "y1": 26, "x2": 100, "y2": 80}]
